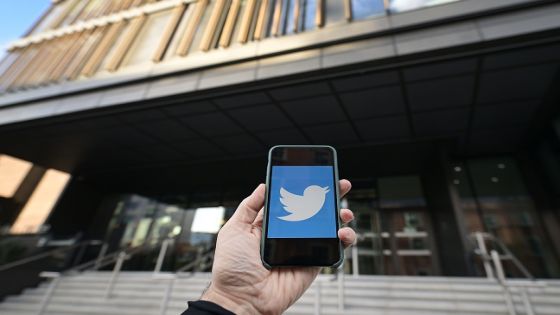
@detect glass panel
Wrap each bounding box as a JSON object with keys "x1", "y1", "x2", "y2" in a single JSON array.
[
  {"x1": 60, "y1": 0, "x2": 91, "y2": 26},
  {"x1": 389, "y1": 0, "x2": 460, "y2": 13},
  {"x1": 325, "y1": 0, "x2": 345, "y2": 26},
  {"x1": 189, "y1": 0, "x2": 217, "y2": 54},
  {"x1": 148, "y1": 204, "x2": 185, "y2": 245},
  {"x1": 378, "y1": 175, "x2": 426, "y2": 208},
  {"x1": 165, "y1": 3, "x2": 195, "y2": 59},
  {"x1": 96, "y1": 21, "x2": 130, "y2": 74},
  {"x1": 10, "y1": 169, "x2": 71, "y2": 234},
  {"x1": 31, "y1": 1, "x2": 72, "y2": 33},
  {"x1": 0, "y1": 155, "x2": 33, "y2": 198},
  {"x1": 450, "y1": 162, "x2": 485, "y2": 232},
  {"x1": 345, "y1": 187, "x2": 383, "y2": 275},
  {"x1": 0, "y1": 52, "x2": 19, "y2": 79},
  {"x1": 379, "y1": 176, "x2": 435, "y2": 275},
  {"x1": 115, "y1": 195, "x2": 158, "y2": 248},
  {"x1": 352, "y1": 0, "x2": 385, "y2": 20},
  {"x1": 457, "y1": 157, "x2": 559, "y2": 278},
  {"x1": 121, "y1": 9, "x2": 172, "y2": 67},
  {"x1": 284, "y1": 0, "x2": 297, "y2": 34},
  {"x1": 302, "y1": 0, "x2": 317, "y2": 31}
]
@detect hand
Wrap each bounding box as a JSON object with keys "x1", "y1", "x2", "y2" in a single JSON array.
[{"x1": 201, "y1": 180, "x2": 356, "y2": 315}]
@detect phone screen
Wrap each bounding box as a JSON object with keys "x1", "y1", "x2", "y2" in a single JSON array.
[{"x1": 262, "y1": 146, "x2": 341, "y2": 267}]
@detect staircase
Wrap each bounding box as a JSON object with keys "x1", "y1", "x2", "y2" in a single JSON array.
[{"x1": 0, "y1": 272, "x2": 559, "y2": 315}]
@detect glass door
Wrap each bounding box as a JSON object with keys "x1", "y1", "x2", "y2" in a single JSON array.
[
  {"x1": 342, "y1": 176, "x2": 438, "y2": 276},
  {"x1": 378, "y1": 176, "x2": 438, "y2": 276},
  {"x1": 381, "y1": 209, "x2": 435, "y2": 275},
  {"x1": 345, "y1": 188, "x2": 383, "y2": 275}
]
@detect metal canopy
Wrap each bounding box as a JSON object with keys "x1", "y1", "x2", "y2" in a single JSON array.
[{"x1": 0, "y1": 42, "x2": 558, "y2": 193}]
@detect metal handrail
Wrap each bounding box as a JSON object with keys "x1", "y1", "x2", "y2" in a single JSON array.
[
  {"x1": 176, "y1": 246, "x2": 215, "y2": 274},
  {"x1": 470, "y1": 232, "x2": 547, "y2": 315},
  {"x1": 0, "y1": 239, "x2": 102, "y2": 272},
  {"x1": 469, "y1": 232, "x2": 534, "y2": 280},
  {"x1": 66, "y1": 234, "x2": 174, "y2": 274}
]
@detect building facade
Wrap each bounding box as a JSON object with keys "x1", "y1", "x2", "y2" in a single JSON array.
[{"x1": 0, "y1": 0, "x2": 560, "y2": 281}]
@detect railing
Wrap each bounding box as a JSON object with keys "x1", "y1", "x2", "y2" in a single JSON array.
[
  {"x1": 11, "y1": 231, "x2": 546, "y2": 315},
  {"x1": 0, "y1": 239, "x2": 103, "y2": 272},
  {"x1": 470, "y1": 232, "x2": 547, "y2": 315}
]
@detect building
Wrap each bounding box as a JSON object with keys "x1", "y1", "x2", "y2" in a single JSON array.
[{"x1": 0, "y1": 0, "x2": 560, "y2": 297}]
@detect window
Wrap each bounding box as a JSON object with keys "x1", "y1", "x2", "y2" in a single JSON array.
[
  {"x1": 93, "y1": 21, "x2": 129, "y2": 74},
  {"x1": 121, "y1": 10, "x2": 173, "y2": 67},
  {"x1": 31, "y1": 0, "x2": 73, "y2": 33},
  {"x1": 284, "y1": 0, "x2": 297, "y2": 34},
  {"x1": 352, "y1": 0, "x2": 385, "y2": 20},
  {"x1": 379, "y1": 176, "x2": 426, "y2": 208},
  {"x1": 10, "y1": 169, "x2": 70, "y2": 234},
  {"x1": 188, "y1": 0, "x2": 217, "y2": 54},
  {"x1": 325, "y1": 0, "x2": 345, "y2": 26},
  {"x1": 165, "y1": 3, "x2": 196, "y2": 59},
  {"x1": 453, "y1": 158, "x2": 559, "y2": 278},
  {"x1": 303, "y1": 0, "x2": 318, "y2": 31},
  {"x1": 0, "y1": 155, "x2": 33, "y2": 199},
  {"x1": 389, "y1": 0, "x2": 460, "y2": 13}
]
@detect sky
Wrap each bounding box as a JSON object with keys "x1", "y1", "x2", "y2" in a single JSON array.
[{"x1": 0, "y1": 0, "x2": 50, "y2": 58}]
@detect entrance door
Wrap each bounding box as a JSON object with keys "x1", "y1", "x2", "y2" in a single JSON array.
[
  {"x1": 345, "y1": 176, "x2": 439, "y2": 276},
  {"x1": 378, "y1": 176, "x2": 438, "y2": 276},
  {"x1": 381, "y1": 210, "x2": 436, "y2": 275}
]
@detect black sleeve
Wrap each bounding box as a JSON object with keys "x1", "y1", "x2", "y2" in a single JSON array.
[{"x1": 181, "y1": 300, "x2": 236, "y2": 315}]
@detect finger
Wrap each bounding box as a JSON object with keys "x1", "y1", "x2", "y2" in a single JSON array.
[
  {"x1": 230, "y1": 184, "x2": 266, "y2": 225},
  {"x1": 338, "y1": 227, "x2": 356, "y2": 248},
  {"x1": 340, "y1": 208, "x2": 354, "y2": 224},
  {"x1": 339, "y1": 179, "x2": 351, "y2": 198},
  {"x1": 252, "y1": 208, "x2": 264, "y2": 227}
]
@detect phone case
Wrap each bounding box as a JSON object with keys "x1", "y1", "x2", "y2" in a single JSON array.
[{"x1": 260, "y1": 145, "x2": 345, "y2": 269}]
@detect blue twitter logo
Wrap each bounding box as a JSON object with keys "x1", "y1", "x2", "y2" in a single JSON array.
[{"x1": 267, "y1": 166, "x2": 337, "y2": 238}]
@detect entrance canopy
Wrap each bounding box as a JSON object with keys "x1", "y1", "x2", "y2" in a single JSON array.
[{"x1": 0, "y1": 41, "x2": 558, "y2": 193}]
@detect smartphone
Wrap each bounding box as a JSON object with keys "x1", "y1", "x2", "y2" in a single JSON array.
[{"x1": 261, "y1": 145, "x2": 343, "y2": 268}]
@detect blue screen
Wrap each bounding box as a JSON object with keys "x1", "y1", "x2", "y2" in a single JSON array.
[{"x1": 267, "y1": 166, "x2": 337, "y2": 238}]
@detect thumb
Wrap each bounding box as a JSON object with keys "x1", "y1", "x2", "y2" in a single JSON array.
[{"x1": 230, "y1": 184, "x2": 266, "y2": 225}]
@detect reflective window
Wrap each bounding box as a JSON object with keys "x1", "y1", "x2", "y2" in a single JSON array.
[
  {"x1": 96, "y1": 21, "x2": 130, "y2": 73},
  {"x1": 0, "y1": 155, "x2": 32, "y2": 198},
  {"x1": 189, "y1": 0, "x2": 217, "y2": 54},
  {"x1": 453, "y1": 158, "x2": 559, "y2": 277},
  {"x1": 325, "y1": 0, "x2": 345, "y2": 26},
  {"x1": 165, "y1": 3, "x2": 196, "y2": 59},
  {"x1": 284, "y1": 0, "x2": 297, "y2": 34},
  {"x1": 303, "y1": 0, "x2": 317, "y2": 31},
  {"x1": 59, "y1": 0, "x2": 92, "y2": 27},
  {"x1": 31, "y1": 1, "x2": 73, "y2": 33},
  {"x1": 352, "y1": 0, "x2": 385, "y2": 20},
  {"x1": 122, "y1": 9, "x2": 173, "y2": 67},
  {"x1": 10, "y1": 169, "x2": 70, "y2": 234},
  {"x1": 389, "y1": 0, "x2": 460, "y2": 13},
  {"x1": 379, "y1": 176, "x2": 426, "y2": 208}
]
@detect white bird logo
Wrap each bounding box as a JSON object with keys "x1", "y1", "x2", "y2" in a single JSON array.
[{"x1": 278, "y1": 185, "x2": 330, "y2": 221}]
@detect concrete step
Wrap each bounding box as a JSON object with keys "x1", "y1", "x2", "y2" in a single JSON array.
[
  {"x1": 29, "y1": 278, "x2": 560, "y2": 299},
  {"x1": 13, "y1": 284, "x2": 560, "y2": 307},
  {"x1": 2, "y1": 272, "x2": 559, "y2": 315}
]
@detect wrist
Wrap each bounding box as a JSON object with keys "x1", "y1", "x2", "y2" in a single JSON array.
[{"x1": 201, "y1": 284, "x2": 259, "y2": 315}]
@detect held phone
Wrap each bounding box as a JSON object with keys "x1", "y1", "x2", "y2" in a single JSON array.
[{"x1": 260, "y1": 145, "x2": 343, "y2": 268}]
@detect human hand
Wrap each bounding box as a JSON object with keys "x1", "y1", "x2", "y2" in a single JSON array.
[{"x1": 201, "y1": 180, "x2": 355, "y2": 315}]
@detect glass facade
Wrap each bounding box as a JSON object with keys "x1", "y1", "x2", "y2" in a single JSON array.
[
  {"x1": 352, "y1": 0, "x2": 386, "y2": 20},
  {"x1": 0, "y1": 0, "x2": 467, "y2": 91},
  {"x1": 451, "y1": 158, "x2": 560, "y2": 278},
  {"x1": 101, "y1": 193, "x2": 235, "y2": 271},
  {"x1": 389, "y1": 0, "x2": 461, "y2": 13},
  {"x1": 1, "y1": 0, "x2": 559, "y2": 283},
  {"x1": 344, "y1": 176, "x2": 437, "y2": 276}
]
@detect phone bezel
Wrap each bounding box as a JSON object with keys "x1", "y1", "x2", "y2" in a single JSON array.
[{"x1": 260, "y1": 145, "x2": 344, "y2": 268}]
